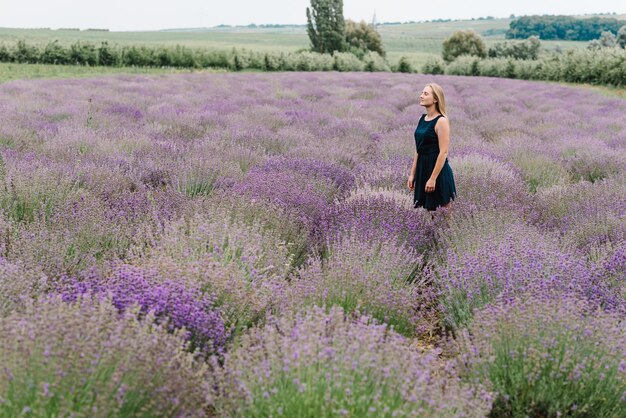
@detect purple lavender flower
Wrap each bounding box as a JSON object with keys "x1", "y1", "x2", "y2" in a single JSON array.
[{"x1": 56, "y1": 264, "x2": 227, "y2": 354}]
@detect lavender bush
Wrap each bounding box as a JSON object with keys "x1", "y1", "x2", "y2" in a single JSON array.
[
  {"x1": 129, "y1": 205, "x2": 293, "y2": 332},
  {"x1": 284, "y1": 235, "x2": 437, "y2": 337},
  {"x1": 0, "y1": 296, "x2": 213, "y2": 417},
  {"x1": 0, "y1": 256, "x2": 47, "y2": 316},
  {"x1": 531, "y1": 175, "x2": 626, "y2": 260},
  {"x1": 55, "y1": 264, "x2": 227, "y2": 355},
  {"x1": 201, "y1": 192, "x2": 312, "y2": 268},
  {"x1": 143, "y1": 208, "x2": 294, "y2": 283},
  {"x1": 319, "y1": 190, "x2": 436, "y2": 254},
  {"x1": 434, "y1": 210, "x2": 622, "y2": 329},
  {"x1": 234, "y1": 156, "x2": 356, "y2": 243},
  {"x1": 214, "y1": 306, "x2": 492, "y2": 417},
  {"x1": 132, "y1": 254, "x2": 285, "y2": 333},
  {"x1": 449, "y1": 153, "x2": 530, "y2": 213},
  {"x1": 456, "y1": 294, "x2": 626, "y2": 417}
]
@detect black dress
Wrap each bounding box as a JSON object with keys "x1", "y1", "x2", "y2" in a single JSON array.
[{"x1": 413, "y1": 114, "x2": 456, "y2": 211}]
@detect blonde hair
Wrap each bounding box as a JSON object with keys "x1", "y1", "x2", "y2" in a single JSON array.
[{"x1": 426, "y1": 82, "x2": 447, "y2": 118}]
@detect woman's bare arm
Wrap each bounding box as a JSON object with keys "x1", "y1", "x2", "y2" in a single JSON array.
[
  {"x1": 408, "y1": 151, "x2": 418, "y2": 190},
  {"x1": 424, "y1": 117, "x2": 449, "y2": 193},
  {"x1": 429, "y1": 118, "x2": 450, "y2": 180}
]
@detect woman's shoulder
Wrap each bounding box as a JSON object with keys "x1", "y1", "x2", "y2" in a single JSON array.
[{"x1": 434, "y1": 114, "x2": 449, "y2": 132}]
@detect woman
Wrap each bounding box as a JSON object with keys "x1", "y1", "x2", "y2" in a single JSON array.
[{"x1": 408, "y1": 82, "x2": 456, "y2": 212}]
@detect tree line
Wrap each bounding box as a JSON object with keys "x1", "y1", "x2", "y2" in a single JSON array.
[
  {"x1": 420, "y1": 29, "x2": 626, "y2": 87},
  {"x1": 507, "y1": 15, "x2": 626, "y2": 41},
  {"x1": 0, "y1": 40, "x2": 392, "y2": 72}
]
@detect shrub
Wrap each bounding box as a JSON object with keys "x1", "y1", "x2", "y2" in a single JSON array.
[
  {"x1": 618, "y1": 25, "x2": 626, "y2": 48},
  {"x1": 3, "y1": 187, "x2": 160, "y2": 278},
  {"x1": 0, "y1": 296, "x2": 212, "y2": 417},
  {"x1": 450, "y1": 154, "x2": 530, "y2": 213},
  {"x1": 0, "y1": 44, "x2": 11, "y2": 62},
  {"x1": 598, "y1": 31, "x2": 617, "y2": 48},
  {"x1": 421, "y1": 56, "x2": 446, "y2": 74},
  {"x1": 55, "y1": 264, "x2": 227, "y2": 355},
  {"x1": 235, "y1": 157, "x2": 355, "y2": 239},
  {"x1": 487, "y1": 36, "x2": 541, "y2": 60},
  {"x1": 0, "y1": 159, "x2": 78, "y2": 224},
  {"x1": 203, "y1": 191, "x2": 312, "y2": 269},
  {"x1": 531, "y1": 177, "x2": 626, "y2": 259},
  {"x1": 69, "y1": 41, "x2": 98, "y2": 66},
  {"x1": 560, "y1": 146, "x2": 623, "y2": 183},
  {"x1": 0, "y1": 256, "x2": 47, "y2": 316},
  {"x1": 147, "y1": 208, "x2": 293, "y2": 283},
  {"x1": 476, "y1": 57, "x2": 516, "y2": 78},
  {"x1": 284, "y1": 235, "x2": 434, "y2": 337},
  {"x1": 40, "y1": 40, "x2": 70, "y2": 65},
  {"x1": 434, "y1": 210, "x2": 620, "y2": 330},
  {"x1": 510, "y1": 150, "x2": 571, "y2": 192},
  {"x1": 263, "y1": 51, "x2": 284, "y2": 70},
  {"x1": 13, "y1": 40, "x2": 39, "y2": 63},
  {"x1": 97, "y1": 41, "x2": 119, "y2": 66},
  {"x1": 354, "y1": 156, "x2": 413, "y2": 191},
  {"x1": 333, "y1": 52, "x2": 365, "y2": 71},
  {"x1": 456, "y1": 294, "x2": 626, "y2": 417},
  {"x1": 395, "y1": 56, "x2": 413, "y2": 73},
  {"x1": 319, "y1": 191, "x2": 436, "y2": 254},
  {"x1": 362, "y1": 51, "x2": 390, "y2": 71},
  {"x1": 214, "y1": 306, "x2": 492, "y2": 417},
  {"x1": 283, "y1": 51, "x2": 334, "y2": 71},
  {"x1": 133, "y1": 252, "x2": 286, "y2": 333},
  {"x1": 444, "y1": 55, "x2": 480, "y2": 76},
  {"x1": 201, "y1": 48, "x2": 233, "y2": 68}
]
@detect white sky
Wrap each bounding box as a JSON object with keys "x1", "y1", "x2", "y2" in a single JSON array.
[{"x1": 0, "y1": 0, "x2": 624, "y2": 31}]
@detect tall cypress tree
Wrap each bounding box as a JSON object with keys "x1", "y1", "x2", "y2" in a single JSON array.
[{"x1": 306, "y1": 0, "x2": 346, "y2": 54}]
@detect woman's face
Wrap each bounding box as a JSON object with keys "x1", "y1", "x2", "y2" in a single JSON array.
[{"x1": 419, "y1": 86, "x2": 436, "y2": 107}]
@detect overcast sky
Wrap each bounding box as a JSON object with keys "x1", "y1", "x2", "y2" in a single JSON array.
[{"x1": 1, "y1": 0, "x2": 624, "y2": 31}]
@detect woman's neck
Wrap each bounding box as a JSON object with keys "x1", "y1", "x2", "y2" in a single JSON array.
[{"x1": 424, "y1": 105, "x2": 439, "y2": 118}]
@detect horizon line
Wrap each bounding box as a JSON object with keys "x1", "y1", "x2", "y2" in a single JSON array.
[{"x1": 1, "y1": 11, "x2": 623, "y2": 33}]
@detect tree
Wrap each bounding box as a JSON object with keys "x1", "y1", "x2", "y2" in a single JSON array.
[
  {"x1": 395, "y1": 56, "x2": 413, "y2": 73},
  {"x1": 587, "y1": 39, "x2": 602, "y2": 50},
  {"x1": 616, "y1": 25, "x2": 626, "y2": 48},
  {"x1": 345, "y1": 19, "x2": 385, "y2": 57},
  {"x1": 488, "y1": 36, "x2": 541, "y2": 60},
  {"x1": 306, "y1": 0, "x2": 346, "y2": 54},
  {"x1": 598, "y1": 31, "x2": 617, "y2": 48},
  {"x1": 442, "y1": 30, "x2": 487, "y2": 63}
]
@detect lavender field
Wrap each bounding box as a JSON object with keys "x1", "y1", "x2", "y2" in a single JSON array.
[{"x1": 0, "y1": 72, "x2": 624, "y2": 417}]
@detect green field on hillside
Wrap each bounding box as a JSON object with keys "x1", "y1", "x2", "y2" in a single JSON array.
[
  {"x1": 1, "y1": 15, "x2": 609, "y2": 70},
  {"x1": 0, "y1": 62, "x2": 226, "y2": 84}
]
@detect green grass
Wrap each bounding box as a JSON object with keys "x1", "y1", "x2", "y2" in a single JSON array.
[
  {"x1": 538, "y1": 79, "x2": 626, "y2": 99},
  {"x1": 0, "y1": 62, "x2": 226, "y2": 83},
  {"x1": 0, "y1": 26, "x2": 310, "y2": 51}
]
